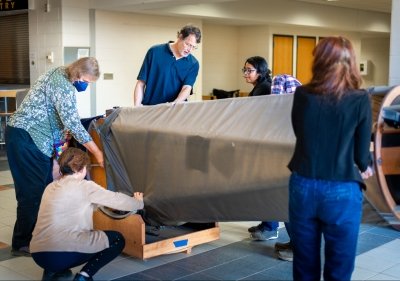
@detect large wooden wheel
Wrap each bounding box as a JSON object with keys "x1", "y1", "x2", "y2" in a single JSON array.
[{"x1": 369, "y1": 85, "x2": 400, "y2": 230}]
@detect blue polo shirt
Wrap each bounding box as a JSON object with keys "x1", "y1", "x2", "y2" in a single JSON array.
[{"x1": 137, "y1": 43, "x2": 199, "y2": 105}]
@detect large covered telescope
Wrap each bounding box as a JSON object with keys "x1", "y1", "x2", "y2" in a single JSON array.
[{"x1": 90, "y1": 89, "x2": 400, "y2": 230}]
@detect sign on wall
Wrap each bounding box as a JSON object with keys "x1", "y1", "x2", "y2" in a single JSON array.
[{"x1": 0, "y1": 0, "x2": 28, "y2": 11}]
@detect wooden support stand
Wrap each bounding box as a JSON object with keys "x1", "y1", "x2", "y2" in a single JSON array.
[
  {"x1": 88, "y1": 118, "x2": 220, "y2": 259},
  {"x1": 93, "y1": 211, "x2": 220, "y2": 259},
  {"x1": 371, "y1": 86, "x2": 400, "y2": 230}
]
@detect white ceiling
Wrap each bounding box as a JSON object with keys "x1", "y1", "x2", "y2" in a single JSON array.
[
  {"x1": 296, "y1": 0, "x2": 391, "y2": 13},
  {"x1": 89, "y1": 0, "x2": 392, "y2": 14},
  {"x1": 89, "y1": 0, "x2": 235, "y2": 12}
]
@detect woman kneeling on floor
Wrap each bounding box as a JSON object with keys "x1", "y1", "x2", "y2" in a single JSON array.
[{"x1": 30, "y1": 147, "x2": 144, "y2": 281}]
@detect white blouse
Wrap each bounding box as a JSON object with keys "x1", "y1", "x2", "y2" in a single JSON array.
[{"x1": 30, "y1": 176, "x2": 143, "y2": 253}]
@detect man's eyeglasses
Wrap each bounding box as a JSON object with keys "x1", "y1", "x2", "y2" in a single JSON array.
[
  {"x1": 242, "y1": 68, "x2": 257, "y2": 74},
  {"x1": 183, "y1": 40, "x2": 198, "y2": 50}
]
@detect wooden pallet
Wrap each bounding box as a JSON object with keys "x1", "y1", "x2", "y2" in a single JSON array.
[
  {"x1": 88, "y1": 118, "x2": 220, "y2": 259},
  {"x1": 93, "y1": 211, "x2": 220, "y2": 259}
]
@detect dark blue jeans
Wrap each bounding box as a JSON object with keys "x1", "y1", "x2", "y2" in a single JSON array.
[
  {"x1": 289, "y1": 173, "x2": 362, "y2": 281},
  {"x1": 32, "y1": 231, "x2": 125, "y2": 277},
  {"x1": 5, "y1": 126, "x2": 53, "y2": 250},
  {"x1": 259, "y1": 221, "x2": 279, "y2": 231}
]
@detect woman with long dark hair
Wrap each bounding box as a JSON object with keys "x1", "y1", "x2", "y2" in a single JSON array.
[{"x1": 288, "y1": 36, "x2": 373, "y2": 280}]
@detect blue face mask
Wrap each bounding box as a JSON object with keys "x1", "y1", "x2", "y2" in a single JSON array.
[{"x1": 73, "y1": 81, "x2": 89, "y2": 92}]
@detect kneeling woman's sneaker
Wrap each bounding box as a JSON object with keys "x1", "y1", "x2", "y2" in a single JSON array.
[
  {"x1": 42, "y1": 269, "x2": 72, "y2": 281},
  {"x1": 11, "y1": 246, "x2": 31, "y2": 257}
]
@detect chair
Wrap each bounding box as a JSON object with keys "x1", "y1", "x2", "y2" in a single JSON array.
[
  {"x1": 0, "y1": 90, "x2": 16, "y2": 145},
  {"x1": 0, "y1": 113, "x2": 11, "y2": 144},
  {"x1": 16, "y1": 89, "x2": 29, "y2": 109},
  {"x1": 212, "y1": 88, "x2": 240, "y2": 99},
  {"x1": 0, "y1": 89, "x2": 29, "y2": 144}
]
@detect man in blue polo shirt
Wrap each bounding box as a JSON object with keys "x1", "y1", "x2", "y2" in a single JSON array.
[{"x1": 133, "y1": 24, "x2": 201, "y2": 106}]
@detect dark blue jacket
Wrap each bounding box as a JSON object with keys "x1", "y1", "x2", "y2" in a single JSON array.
[{"x1": 288, "y1": 86, "x2": 372, "y2": 188}]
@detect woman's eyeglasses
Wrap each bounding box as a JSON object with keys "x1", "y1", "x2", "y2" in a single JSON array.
[{"x1": 242, "y1": 68, "x2": 257, "y2": 74}]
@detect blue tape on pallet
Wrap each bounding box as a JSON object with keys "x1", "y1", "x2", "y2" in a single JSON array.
[{"x1": 173, "y1": 239, "x2": 188, "y2": 248}]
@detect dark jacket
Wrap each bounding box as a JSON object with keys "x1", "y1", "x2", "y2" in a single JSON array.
[
  {"x1": 248, "y1": 77, "x2": 271, "y2": 96},
  {"x1": 288, "y1": 86, "x2": 372, "y2": 188}
]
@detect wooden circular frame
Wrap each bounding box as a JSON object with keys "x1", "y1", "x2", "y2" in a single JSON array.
[{"x1": 373, "y1": 85, "x2": 400, "y2": 228}]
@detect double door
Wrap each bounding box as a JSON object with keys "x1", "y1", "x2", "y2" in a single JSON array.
[{"x1": 272, "y1": 35, "x2": 317, "y2": 85}]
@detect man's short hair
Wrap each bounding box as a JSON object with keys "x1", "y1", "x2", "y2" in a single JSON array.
[{"x1": 178, "y1": 24, "x2": 202, "y2": 43}]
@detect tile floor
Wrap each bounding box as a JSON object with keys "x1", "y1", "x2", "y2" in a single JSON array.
[{"x1": 0, "y1": 149, "x2": 400, "y2": 280}]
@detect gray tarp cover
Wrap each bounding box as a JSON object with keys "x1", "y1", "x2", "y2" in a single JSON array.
[{"x1": 98, "y1": 94, "x2": 295, "y2": 225}]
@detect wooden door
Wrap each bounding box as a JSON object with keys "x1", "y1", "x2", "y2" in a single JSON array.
[
  {"x1": 296, "y1": 36, "x2": 316, "y2": 84},
  {"x1": 272, "y1": 35, "x2": 293, "y2": 76}
]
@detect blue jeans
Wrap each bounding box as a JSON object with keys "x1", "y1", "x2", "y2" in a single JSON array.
[
  {"x1": 259, "y1": 221, "x2": 279, "y2": 231},
  {"x1": 289, "y1": 173, "x2": 362, "y2": 281},
  {"x1": 32, "y1": 231, "x2": 125, "y2": 276}
]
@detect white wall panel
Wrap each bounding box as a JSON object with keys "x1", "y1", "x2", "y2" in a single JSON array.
[
  {"x1": 361, "y1": 38, "x2": 390, "y2": 87},
  {"x1": 202, "y1": 24, "x2": 239, "y2": 96},
  {"x1": 28, "y1": 0, "x2": 391, "y2": 118},
  {"x1": 93, "y1": 10, "x2": 202, "y2": 115},
  {"x1": 389, "y1": 0, "x2": 400, "y2": 86}
]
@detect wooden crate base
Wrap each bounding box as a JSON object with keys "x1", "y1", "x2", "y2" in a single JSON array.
[
  {"x1": 93, "y1": 210, "x2": 220, "y2": 259},
  {"x1": 90, "y1": 118, "x2": 220, "y2": 259}
]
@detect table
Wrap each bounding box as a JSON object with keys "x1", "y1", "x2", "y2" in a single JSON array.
[
  {"x1": 0, "y1": 87, "x2": 29, "y2": 144},
  {"x1": 0, "y1": 90, "x2": 17, "y2": 113}
]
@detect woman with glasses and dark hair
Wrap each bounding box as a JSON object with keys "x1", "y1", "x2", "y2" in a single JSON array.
[
  {"x1": 134, "y1": 24, "x2": 201, "y2": 106},
  {"x1": 242, "y1": 56, "x2": 278, "y2": 241},
  {"x1": 288, "y1": 36, "x2": 373, "y2": 280},
  {"x1": 242, "y1": 56, "x2": 272, "y2": 96}
]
